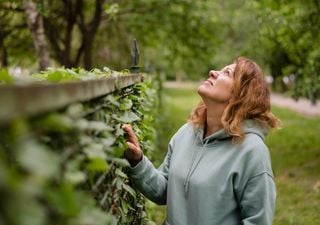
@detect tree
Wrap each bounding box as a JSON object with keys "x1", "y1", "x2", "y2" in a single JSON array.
[
  {"x1": 2, "y1": 0, "x2": 318, "y2": 101},
  {"x1": 24, "y1": 0, "x2": 51, "y2": 70},
  {"x1": 41, "y1": 0, "x2": 105, "y2": 69},
  {"x1": 251, "y1": 0, "x2": 320, "y2": 102},
  {"x1": 0, "y1": 1, "x2": 34, "y2": 68}
]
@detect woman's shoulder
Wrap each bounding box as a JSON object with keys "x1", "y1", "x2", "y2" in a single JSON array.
[
  {"x1": 240, "y1": 134, "x2": 270, "y2": 160},
  {"x1": 169, "y1": 123, "x2": 196, "y2": 143},
  {"x1": 174, "y1": 122, "x2": 194, "y2": 136},
  {"x1": 238, "y1": 135, "x2": 273, "y2": 177}
]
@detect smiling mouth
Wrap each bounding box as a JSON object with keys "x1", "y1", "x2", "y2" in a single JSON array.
[{"x1": 206, "y1": 79, "x2": 215, "y2": 86}]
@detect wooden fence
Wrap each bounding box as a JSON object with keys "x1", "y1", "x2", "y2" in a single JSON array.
[
  {"x1": 0, "y1": 74, "x2": 143, "y2": 122},
  {"x1": 0, "y1": 72, "x2": 157, "y2": 225}
]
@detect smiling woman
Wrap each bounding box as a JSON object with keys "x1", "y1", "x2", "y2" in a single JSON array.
[
  {"x1": 191, "y1": 57, "x2": 279, "y2": 142},
  {"x1": 198, "y1": 63, "x2": 235, "y2": 105},
  {"x1": 123, "y1": 56, "x2": 281, "y2": 225}
]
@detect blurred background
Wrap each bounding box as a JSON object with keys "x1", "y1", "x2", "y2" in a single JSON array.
[
  {"x1": 1, "y1": 0, "x2": 319, "y2": 100},
  {"x1": 1, "y1": 0, "x2": 319, "y2": 224}
]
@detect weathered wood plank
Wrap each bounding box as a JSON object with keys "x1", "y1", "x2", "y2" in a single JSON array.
[{"x1": 0, "y1": 74, "x2": 142, "y2": 122}]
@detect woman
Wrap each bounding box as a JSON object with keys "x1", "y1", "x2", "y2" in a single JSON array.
[{"x1": 122, "y1": 57, "x2": 280, "y2": 225}]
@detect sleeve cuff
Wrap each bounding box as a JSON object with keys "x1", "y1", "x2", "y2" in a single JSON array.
[{"x1": 127, "y1": 155, "x2": 152, "y2": 179}]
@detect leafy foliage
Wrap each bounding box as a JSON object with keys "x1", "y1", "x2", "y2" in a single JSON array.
[
  {"x1": 251, "y1": 0, "x2": 320, "y2": 102},
  {"x1": 0, "y1": 68, "x2": 159, "y2": 225},
  {"x1": 1, "y1": 0, "x2": 318, "y2": 100}
]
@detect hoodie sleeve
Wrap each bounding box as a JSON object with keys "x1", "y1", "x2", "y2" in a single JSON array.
[
  {"x1": 240, "y1": 172, "x2": 276, "y2": 225},
  {"x1": 126, "y1": 142, "x2": 173, "y2": 205}
]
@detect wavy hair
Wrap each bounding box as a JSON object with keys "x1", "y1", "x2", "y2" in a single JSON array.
[{"x1": 188, "y1": 57, "x2": 280, "y2": 142}]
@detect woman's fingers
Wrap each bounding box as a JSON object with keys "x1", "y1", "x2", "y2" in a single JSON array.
[
  {"x1": 126, "y1": 141, "x2": 140, "y2": 152},
  {"x1": 126, "y1": 141, "x2": 141, "y2": 158},
  {"x1": 122, "y1": 124, "x2": 143, "y2": 166},
  {"x1": 122, "y1": 124, "x2": 139, "y2": 147}
]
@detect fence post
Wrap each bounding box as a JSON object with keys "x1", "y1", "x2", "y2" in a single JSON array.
[{"x1": 130, "y1": 39, "x2": 140, "y2": 74}]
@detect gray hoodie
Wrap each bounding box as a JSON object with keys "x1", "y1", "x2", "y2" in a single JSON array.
[{"x1": 128, "y1": 120, "x2": 276, "y2": 225}]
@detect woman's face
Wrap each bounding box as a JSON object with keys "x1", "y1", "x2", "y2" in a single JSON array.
[{"x1": 198, "y1": 63, "x2": 236, "y2": 103}]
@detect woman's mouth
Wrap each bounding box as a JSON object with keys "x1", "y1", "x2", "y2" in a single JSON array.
[{"x1": 205, "y1": 79, "x2": 214, "y2": 86}]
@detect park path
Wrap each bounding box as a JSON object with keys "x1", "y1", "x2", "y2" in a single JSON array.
[
  {"x1": 164, "y1": 81, "x2": 320, "y2": 117},
  {"x1": 270, "y1": 93, "x2": 320, "y2": 117}
]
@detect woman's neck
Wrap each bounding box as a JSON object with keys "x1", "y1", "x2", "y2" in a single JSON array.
[{"x1": 204, "y1": 102, "x2": 227, "y2": 138}]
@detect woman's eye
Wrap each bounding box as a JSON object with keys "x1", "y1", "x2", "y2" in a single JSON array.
[{"x1": 226, "y1": 70, "x2": 233, "y2": 77}]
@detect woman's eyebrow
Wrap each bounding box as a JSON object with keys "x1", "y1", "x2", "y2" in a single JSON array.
[{"x1": 223, "y1": 67, "x2": 232, "y2": 73}]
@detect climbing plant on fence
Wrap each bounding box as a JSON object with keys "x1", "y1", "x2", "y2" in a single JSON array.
[{"x1": 0, "y1": 67, "x2": 159, "y2": 225}]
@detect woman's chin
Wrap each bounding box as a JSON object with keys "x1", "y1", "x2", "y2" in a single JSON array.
[
  {"x1": 197, "y1": 85, "x2": 204, "y2": 96},
  {"x1": 197, "y1": 86, "x2": 209, "y2": 100},
  {"x1": 197, "y1": 83, "x2": 211, "y2": 94}
]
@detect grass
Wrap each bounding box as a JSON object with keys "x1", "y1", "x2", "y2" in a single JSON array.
[{"x1": 149, "y1": 86, "x2": 320, "y2": 225}]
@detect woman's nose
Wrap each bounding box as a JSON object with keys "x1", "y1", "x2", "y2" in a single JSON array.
[{"x1": 209, "y1": 70, "x2": 218, "y2": 79}]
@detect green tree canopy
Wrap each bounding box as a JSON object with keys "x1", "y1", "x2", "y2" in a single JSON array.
[{"x1": 0, "y1": 0, "x2": 319, "y2": 101}]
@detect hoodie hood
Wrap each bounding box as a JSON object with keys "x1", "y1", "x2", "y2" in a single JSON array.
[
  {"x1": 194, "y1": 119, "x2": 267, "y2": 145},
  {"x1": 242, "y1": 119, "x2": 268, "y2": 141}
]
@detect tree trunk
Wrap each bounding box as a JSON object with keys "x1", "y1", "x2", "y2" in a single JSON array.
[
  {"x1": 83, "y1": 36, "x2": 94, "y2": 70},
  {"x1": 0, "y1": 35, "x2": 8, "y2": 67},
  {"x1": 80, "y1": 0, "x2": 104, "y2": 69},
  {"x1": 24, "y1": 0, "x2": 51, "y2": 70}
]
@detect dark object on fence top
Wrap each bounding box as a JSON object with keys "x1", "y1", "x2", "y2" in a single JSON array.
[
  {"x1": 130, "y1": 39, "x2": 140, "y2": 74},
  {"x1": 0, "y1": 74, "x2": 142, "y2": 123}
]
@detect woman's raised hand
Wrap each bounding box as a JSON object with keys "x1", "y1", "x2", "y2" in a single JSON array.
[{"x1": 122, "y1": 124, "x2": 143, "y2": 167}]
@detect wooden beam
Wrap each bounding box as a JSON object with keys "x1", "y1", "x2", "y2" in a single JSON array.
[{"x1": 0, "y1": 74, "x2": 142, "y2": 122}]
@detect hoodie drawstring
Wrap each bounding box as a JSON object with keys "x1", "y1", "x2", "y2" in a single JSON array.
[{"x1": 183, "y1": 136, "x2": 210, "y2": 197}]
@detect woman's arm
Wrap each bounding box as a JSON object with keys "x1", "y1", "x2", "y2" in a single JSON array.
[
  {"x1": 122, "y1": 124, "x2": 172, "y2": 205},
  {"x1": 240, "y1": 172, "x2": 276, "y2": 225}
]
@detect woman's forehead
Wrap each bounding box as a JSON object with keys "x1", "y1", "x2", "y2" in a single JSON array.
[{"x1": 221, "y1": 63, "x2": 236, "y2": 71}]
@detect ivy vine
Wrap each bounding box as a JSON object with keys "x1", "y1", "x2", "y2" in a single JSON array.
[{"x1": 0, "y1": 67, "x2": 159, "y2": 225}]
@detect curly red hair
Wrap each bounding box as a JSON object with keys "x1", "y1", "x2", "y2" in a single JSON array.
[{"x1": 188, "y1": 57, "x2": 280, "y2": 142}]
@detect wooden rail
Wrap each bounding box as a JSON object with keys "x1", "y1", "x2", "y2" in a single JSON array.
[{"x1": 0, "y1": 74, "x2": 143, "y2": 122}]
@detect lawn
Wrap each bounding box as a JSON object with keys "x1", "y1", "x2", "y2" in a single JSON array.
[{"x1": 148, "y1": 86, "x2": 320, "y2": 225}]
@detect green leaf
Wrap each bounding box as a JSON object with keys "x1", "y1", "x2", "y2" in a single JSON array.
[
  {"x1": 35, "y1": 113, "x2": 72, "y2": 133},
  {"x1": 101, "y1": 137, "x2": 116, "y2": 146},
  {"x1": 105, "y1": 95, "x2": 120, "y2": 107},
  {"x1": 83, "y1": 143, "x2": 106, "y2": 159},
  {"x1": 65, "y1": 171, "x2": 87, "y2": 184},
  {"x1": 66, "y1": 103, "x2": 85, "y2": 118},
  {"x1": 79, "y1": 135, "x2": 94, "y2": 146},
  {"x1": 12, "y1": 198, "x2": 47, "y2": 225},
  {"x1": 87, "y1": 158, "x2": 108, "y2": 172},
  {"x1": 122, "y1": 184, "x2": 136, "y2": 198},
  {"x1": 115, "y1": 177, "x2": 124, "y2": 189},
  {"x1": 45, "y1": 183, "x2": 80, "y2": 217},
  {"x1": 47, "y1": 70, "x2": 64, "y2": 82},
  {"x1": 87, "y1": 121, "x2": 114, "y2": 132},
  {"x1": 121, "y1": 199, "x2": 129, "y2": 215},
  {"x1": 120, "y1": 99, "x2": 133, "y2": 110},
  {"x1": 76, "y1": 208, "x2": 117, "y2": 225},
  {"x1": 0, "y1": 69, "x2": 13, "y2": 84},
  {"x1": 114, "y1": 124, "x2": 125, "y2": 137},
  {"x1": 112, "y1": 145, "x2": 125, "y2": 158},
  {"x1": 104, "y1": 3, "x2": 120, "y2": 18},
  {"x1": 109, "y1": 158, "x2": 130, "y2": 167},
  {"x1": 113, "y1": 111, "x2": 140, "y2": 123},
  {"x1": 74, "y1": 118, "x2": 89, "y2": 130},
  {"x1": 17, "y1": 140, "x2": 60, "y2": 178},
  {"x1": 115, "y1": 168, "x2": 128, "y2": 179}
]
